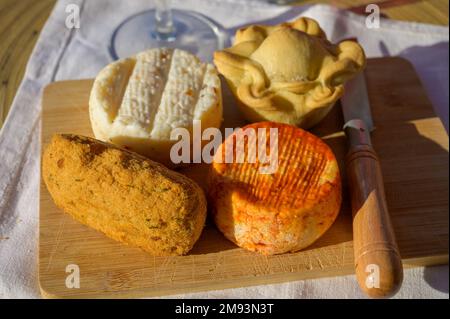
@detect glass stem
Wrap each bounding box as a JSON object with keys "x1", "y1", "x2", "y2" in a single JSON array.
[{"x1": 154, "y1": 0, "x2": 175, "y2": 40}]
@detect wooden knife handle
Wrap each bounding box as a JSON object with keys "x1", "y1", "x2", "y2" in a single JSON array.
[{"x1": 345, "y1": 123, "x2": 403, "y2": 298}]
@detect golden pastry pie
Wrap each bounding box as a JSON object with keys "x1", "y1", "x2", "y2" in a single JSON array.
[{"x1": 214, "y1": 17, "x2": 366, "y2": 128}]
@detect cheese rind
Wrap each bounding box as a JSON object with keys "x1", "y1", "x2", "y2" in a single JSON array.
[
  {"x1": 89, "y1": 57, "x2": 136, "y2": 140},
  {"x1": 209, "y1": 122, "x2": 341, "y2": 255},
  {"x1": 89, "y1": 48, "x2": 222, "y2": 166}
]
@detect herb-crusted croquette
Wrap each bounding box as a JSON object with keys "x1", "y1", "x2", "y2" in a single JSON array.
[{"x1": 42, "y1": 134, "x2": 206, "y2": 256}]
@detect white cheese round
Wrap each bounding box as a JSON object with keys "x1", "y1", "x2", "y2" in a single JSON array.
[{"x1": 89, "y1": 48, "x2": 223, "y2": 166}]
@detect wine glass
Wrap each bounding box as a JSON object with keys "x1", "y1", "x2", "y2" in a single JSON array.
[{"x1": 110, "y1": 0, "x2": 229, "y2": 62}]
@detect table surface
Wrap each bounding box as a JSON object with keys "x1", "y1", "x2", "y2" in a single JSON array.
[{"x1": 0, "y1": 0, "x2": 448, "y2": 128}]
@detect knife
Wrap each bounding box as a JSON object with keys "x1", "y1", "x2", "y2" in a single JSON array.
[{"x1": 341, "y1": 72, "x2": 403, "y2": 298}]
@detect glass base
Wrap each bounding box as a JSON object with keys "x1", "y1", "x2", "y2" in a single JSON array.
[{"x1": 110, "y1": 9, "x2": 229, "y2": 62}]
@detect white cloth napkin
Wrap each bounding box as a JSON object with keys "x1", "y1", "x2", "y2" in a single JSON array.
[{"x1": 0, "y1": 0, "x2": 448, "y2": 299}]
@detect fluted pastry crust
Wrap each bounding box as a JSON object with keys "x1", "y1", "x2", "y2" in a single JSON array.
[{"x1": 214, "y1": 17, "x2": 365, "y2": 128}]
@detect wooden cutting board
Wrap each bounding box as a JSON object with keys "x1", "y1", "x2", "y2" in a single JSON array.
[{"x1": 39, "y1": 57, "x2": 449, "y2": 298}]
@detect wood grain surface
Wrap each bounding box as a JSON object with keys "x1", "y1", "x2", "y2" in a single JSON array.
[
  {"x1": 0, "y1": 0, "x2": 448, "y2": 128},
  {"x1": 39, "y1": 57, "x2": 449, "y2": 298},
  {"x1": 0, "y1": 0, "x2": 55, "y2": 125}
]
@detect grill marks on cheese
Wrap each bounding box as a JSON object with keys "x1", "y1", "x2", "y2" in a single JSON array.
[
  {"x1": 215, "y1": 123, "x2": 337, "y2": 210},
  {"x1": 117, "y1": 49, "x2": 172, "y2": 132},
  {"x1": 152, "y1": 50, "x2": 206, "y2": 138},
  {"x1": 209, "y1": 122, "x2": 341, "y2": 255},
  {"x1": 108, "y1": 48, "x2": 214, "y2": 139}
]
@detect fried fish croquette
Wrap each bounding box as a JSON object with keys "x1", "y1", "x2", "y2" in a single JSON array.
[{"x1": 42, "y1": 134, "x2": 206, "y2": 256}]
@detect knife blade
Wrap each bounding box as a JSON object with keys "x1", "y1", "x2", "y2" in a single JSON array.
[
  {"x1": 341, "y1": 72, "x2": 374, "y2": 132},
  {"x1": 340, "y1": 72, "x2": 403, "y2": 299}
]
